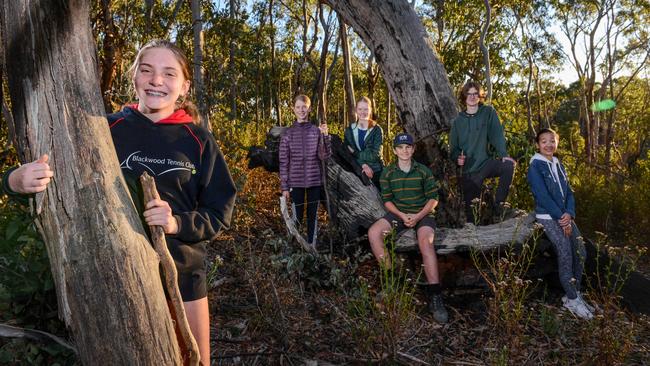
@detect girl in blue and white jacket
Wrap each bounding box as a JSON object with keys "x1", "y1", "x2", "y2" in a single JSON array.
[{"x1": 527, "y1": 128, "x2": 595, "y2": 319}]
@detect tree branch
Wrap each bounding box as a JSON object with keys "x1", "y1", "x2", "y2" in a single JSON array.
[
  {"x1": 0, "y1": 323, "x2": 76, "y2": 353},
  {"x1": 140, "y1": 172, "x2": 200, "y2": 366}
]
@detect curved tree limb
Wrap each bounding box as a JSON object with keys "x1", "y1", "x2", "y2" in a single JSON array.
[
  {"x1": 0, "y1": 323, "x2": 77, "y2": 353},
  {"x1": 279, "y1": 195, "x2": 317, "y2": 254},
  {"x1": 140, "y1": 172, "x2": 200, "y2": 366}
]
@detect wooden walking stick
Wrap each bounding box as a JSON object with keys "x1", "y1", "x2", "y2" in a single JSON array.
[{"x1": 140, "y1": 172, "x2": 200, "y2": 366}]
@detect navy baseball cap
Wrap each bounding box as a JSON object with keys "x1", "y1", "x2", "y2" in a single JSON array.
[{"x1": 393, "y1": 132, "x2": 414, "y2": 147}]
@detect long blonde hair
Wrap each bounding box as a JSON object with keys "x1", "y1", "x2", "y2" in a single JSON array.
[
  {"x1": 129, "y1": 39, "x2": 201, "y2": 125},
  {"x1": 356, "y1": 96, "x2": 376, "y2": 128}
]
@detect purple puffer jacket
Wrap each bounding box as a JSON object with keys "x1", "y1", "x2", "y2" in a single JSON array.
[{"x1": 279, "y1": 121, "x2": 332, "y2": 191}]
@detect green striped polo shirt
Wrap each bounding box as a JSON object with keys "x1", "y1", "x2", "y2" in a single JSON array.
[{"x1": 379, "y1": 160, "x2": 439, "y2": 214}]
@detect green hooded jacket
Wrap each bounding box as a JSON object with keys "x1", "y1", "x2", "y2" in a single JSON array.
[
  {"x1": 449, "y1": 104, "x2": 508, "y2": 175},
  {"x1": 343, "y1": 122, "x2": 384, "y2": 173}
]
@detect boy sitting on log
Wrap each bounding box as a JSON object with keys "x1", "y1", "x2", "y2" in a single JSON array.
[{"x1": 367, "y1": 133, "x2": 448, "y2": 323}]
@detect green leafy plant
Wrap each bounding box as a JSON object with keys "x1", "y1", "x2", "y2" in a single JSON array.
[{"x1": 0, "y1": 200, "x2": 76, "y2": 364}]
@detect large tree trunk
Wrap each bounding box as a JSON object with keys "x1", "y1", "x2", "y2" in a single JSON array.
[
  {"x1": 322, "y1": 0, "x2": 458, "y2": 167},
  {"x1": 339, "y1": 18, "x2": 356, "y2": 126},
  {"x1": 228, "y1": 0, "x2": 239, "y2": 121},
  {"x1": 320, "y1": 0, "x2": 459, "y2": 225},
  {"x1": 1, "y1": 1, "x2": 181, "y2": 364},
  {"x1": 97, "y1": 0, "x2": 123, "y2": 112},
  {"x1": 268, "y1": 0, "x2": 282, "y2": 124},
  {"x1": 192, "y1": 0, "x2": 210, "y2": 130}
]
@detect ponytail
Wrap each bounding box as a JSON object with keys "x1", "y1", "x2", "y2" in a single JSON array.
[{"x1": 178, "y1": 100, "x2": 201, "y2": 126}]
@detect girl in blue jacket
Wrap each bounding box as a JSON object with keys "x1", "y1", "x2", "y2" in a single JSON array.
[{"x1": 527, "y1": 128, "x2": 594, "y2": 319}]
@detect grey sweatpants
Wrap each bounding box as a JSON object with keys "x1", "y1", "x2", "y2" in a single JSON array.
[{"x1": 538, "y1": 219, "x2": 586, "y2": 299}]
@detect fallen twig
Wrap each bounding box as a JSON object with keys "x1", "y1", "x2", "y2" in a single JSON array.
[
  {"x1": 397, "y1": 350, "x2": 430, "y2": 365},
  {"x1": 214, "y1": 351, "x2": 285, "y2": 360},
  {"x1": 0, "y1": 323, "x2": 76, "y2": 353},
  {"x1": 279, "y1": 196, "x2": 317, "y2": 254}
]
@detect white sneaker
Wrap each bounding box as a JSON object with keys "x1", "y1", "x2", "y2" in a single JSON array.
[
  {"x1": 576, "y1": 291, "x2": 598, "y2": 313},
  {"x1": 562, "y1": 296, "x2": 594, "y2": 319}
]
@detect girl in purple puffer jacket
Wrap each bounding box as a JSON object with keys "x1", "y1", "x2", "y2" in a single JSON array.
[{"x1": 279, "y1": 94, "x2": 331, "y2": 245}]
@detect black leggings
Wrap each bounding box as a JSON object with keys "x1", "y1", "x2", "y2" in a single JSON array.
[
  {"x1": 290, "y1": 186, "x2": 322, "y2": 244},
  {"x1": 461, "y1": 159, "x2": 515, "y2": 220}
]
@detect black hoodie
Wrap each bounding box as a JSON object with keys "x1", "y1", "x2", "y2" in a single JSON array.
[{"x1": 109, "y1": 106, "x2": 236, "y2": 272}]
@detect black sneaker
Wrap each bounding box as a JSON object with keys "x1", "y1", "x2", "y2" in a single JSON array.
[
  {"x1": 360, "y1": 172, "x2": 372, "y2": 186},
  {"x1": 428, "y1": 294, "x2": 449, "y2": 324}
]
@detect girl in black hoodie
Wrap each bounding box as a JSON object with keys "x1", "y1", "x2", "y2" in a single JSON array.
[{"x1": 3, "y1": 40, "x2": 236, "y2": 364}]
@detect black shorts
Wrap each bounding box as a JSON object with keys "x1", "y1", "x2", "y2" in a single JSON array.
[
  {"x1": 167, "y1": 239, "x2": 208, "y2": 301},
  {"x1": 381, "y1": 212, "x2": 436, "y2": 234}
]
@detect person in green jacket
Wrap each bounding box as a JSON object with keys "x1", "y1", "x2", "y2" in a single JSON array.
[
  {"x1": 343, "y1": 96, "x2": 384, "y2": 187},
  {"x1": 449, "y1": 81, "x2": 516, "y2": 222}
]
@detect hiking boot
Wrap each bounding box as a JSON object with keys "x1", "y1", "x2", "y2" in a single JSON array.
[
  {"x1": 562, "y1": 296, "x2": 593, "y2": 320},
  {"x1": 360, "y1": 172, "x2": 372, "y2": 186},
  {"x1": 428, "y1": 293, "x2": 449, "y2": 324}
]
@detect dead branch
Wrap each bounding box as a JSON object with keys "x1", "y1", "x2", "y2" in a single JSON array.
[
  {"x1": 140, "y1": 172, "x2": 200, "y2": 366},
  {"x1": 397, "y1": 350, "x2": 430, "y2": 365},
  {"x1": 0, "y1": 323, "x2": 76, "y2": 353},
  {"x1": 279, "y1": 195, "x2": 317, "y2": 254}
]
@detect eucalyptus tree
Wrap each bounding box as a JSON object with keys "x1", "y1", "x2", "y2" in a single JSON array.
[
  {"x1": 2, "y1": 1, "x2": 182, "y2": 363},
  {"x1": 551, "y1": 0, "x2": 650, "y2": 163}
]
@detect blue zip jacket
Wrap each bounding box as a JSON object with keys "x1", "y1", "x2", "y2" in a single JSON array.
[{"x1": 527, "y1": 153, "x2": 576, "y2": 220}]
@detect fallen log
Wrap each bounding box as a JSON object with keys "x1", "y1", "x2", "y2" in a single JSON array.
[
  {"x1": 395, "y1": 212, "x2": 536, "y2": 254},
  {"x1": 323, "y1": 155, "x2": 538, "y2": 253}
]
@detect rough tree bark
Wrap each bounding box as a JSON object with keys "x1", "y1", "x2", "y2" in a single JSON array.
[
  {"x1": 322, "y1": 0, "x2": 458, "y2": 167},
  {"x1": 1, "y1": 1, "x2": 181, "y2": 364}
]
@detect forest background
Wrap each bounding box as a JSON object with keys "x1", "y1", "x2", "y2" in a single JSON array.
[{"x1": 1, "y1": 0, "x2": 649, "y2": 364}]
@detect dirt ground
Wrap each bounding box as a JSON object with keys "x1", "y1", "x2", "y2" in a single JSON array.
[{"x1": 205, "y1": 167, "x2": 650, "y2": 365}]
